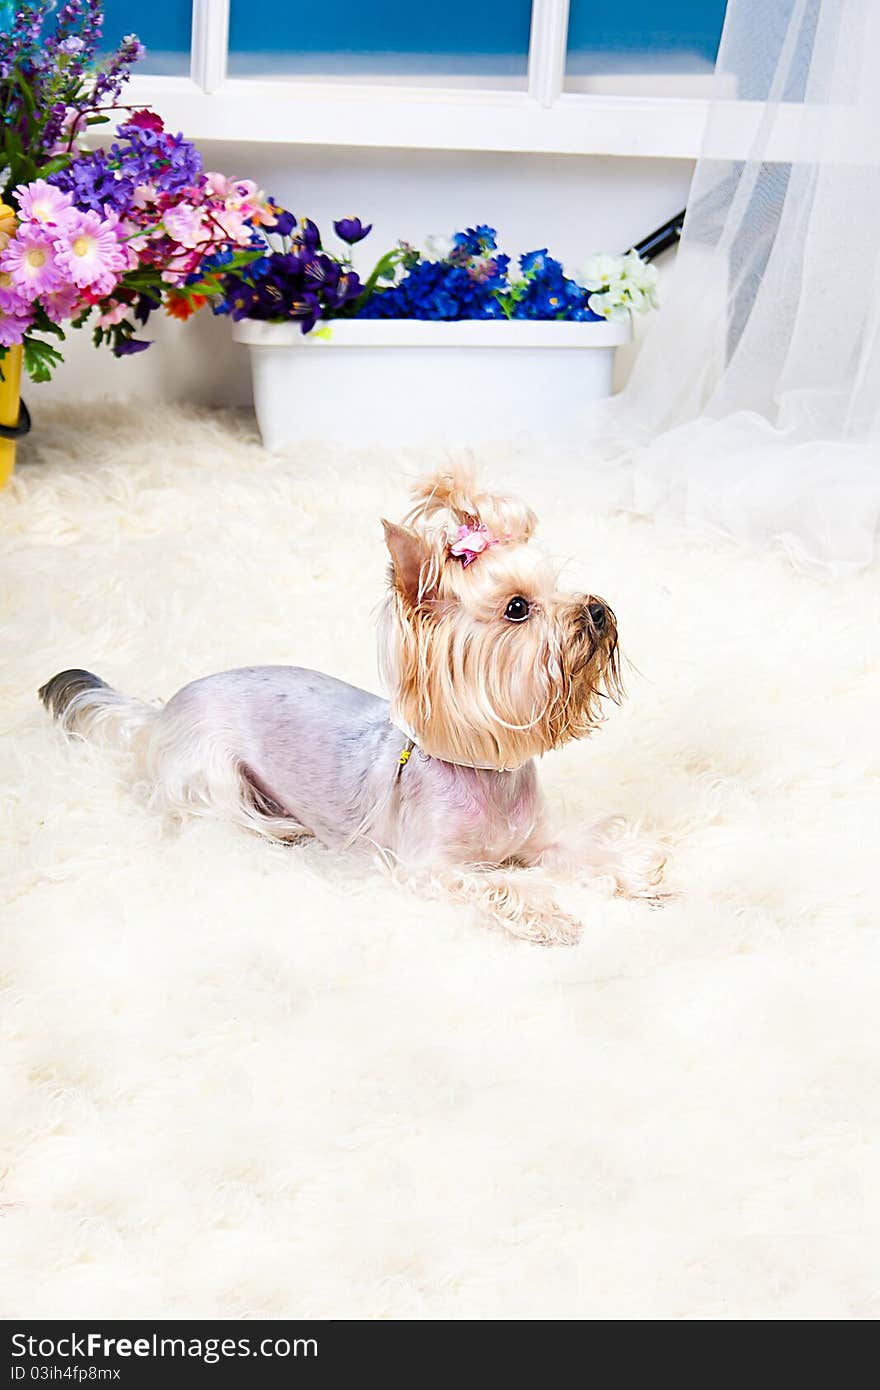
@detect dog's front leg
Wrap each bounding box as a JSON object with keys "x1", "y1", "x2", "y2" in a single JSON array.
[
  {"x1": 384, "y1": 860, "x2": 582, "y2": 946},
  {"x1": 519, "y1": 816, "x2": 667, "y2": 900}
]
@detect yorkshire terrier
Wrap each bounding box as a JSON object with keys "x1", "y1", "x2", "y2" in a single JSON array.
[{"x1": 39, "y1": 467, "x2": 664, "y2": 944}]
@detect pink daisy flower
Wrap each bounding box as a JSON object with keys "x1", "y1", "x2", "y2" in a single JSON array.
[
  {"x1": 15, "y1": 179, "x2": 76, "y2": 230},
  {"x1": 53, "y1": 210, "x2": 127, "y2": 296},
  {"x1": 0, "y1": 301, "x2": 34, "y2": 347},
  {"x1": 0, "y1": 225, "x2": 64, "y2": 301},
  {"x1": 0, "y1": 269, "x2": 29, "y2": 314},
  {"x1": 42, "y1": 283, "x2": 82, "y2": 324}
]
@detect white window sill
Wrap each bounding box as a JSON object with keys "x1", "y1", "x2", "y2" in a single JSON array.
[{"x1": 126, "y1": 73, "x2": 723, "y2": 158}]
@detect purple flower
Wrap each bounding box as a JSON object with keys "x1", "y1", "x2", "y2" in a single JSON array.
[
  {"x1": 324, "y1": 269, "x2": 362, "y2": 310},
  {"x1": 287, "y1": 291, "x2": 321, "y2": 334},
  {"x1": 303, "y1": 255, "x2": 340, "y2": 292},
  {"x1": 114, "y1": 337, "x2": 152, "y2": 356},
  {"x1": 50, "y1": 122, "x2": 203, "y2": 218},
  {"x1": 291, "y1": 218, "x2": 320, "y2": 254},
  {"x1": 264, "y1": 209, "x2": 296, "y2": 237},
  {"x1": 216, "y1": 209, "x2": 368, "y2": 331},
  {"x1": 93, "y1": 33, "x2": 146, "y2": 104},
  {"x1": 333, "y1": 217, "x2": 372, "y2": 245},
  {"x1": 50, "y1": 150, "x2": 129, "y2": 214}
]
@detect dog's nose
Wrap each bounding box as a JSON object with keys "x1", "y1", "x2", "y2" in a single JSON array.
[{"x1": 586, "y1": 599, "x2": 607, "y2": 632}]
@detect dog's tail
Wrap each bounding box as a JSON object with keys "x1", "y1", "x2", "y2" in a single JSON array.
[{"x1": 38, "y1": 668, "x2": 159, "y2": 756}]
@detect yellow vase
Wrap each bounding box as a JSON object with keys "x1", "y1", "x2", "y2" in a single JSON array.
[{"x1": 0, "y1": 344, "x2": 24, "y2": 488}]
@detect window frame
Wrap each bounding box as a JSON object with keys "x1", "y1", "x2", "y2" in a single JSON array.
[{"x1": 122, "y1": 0, "x2": 722, "y2": 158}]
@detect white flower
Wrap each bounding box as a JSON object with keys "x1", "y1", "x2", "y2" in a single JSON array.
[
  {"x1": 580, "y1": 253, "x2": 626, "y2": 293},
  {"x1": 588, "y1": 288, "x2": 629, "y2": 322},
  {"x1": 424, "y1": 233, "x2": 455, "y2": 262},
  {"x1": 581, "y1": 250, "x2": 659, "y2": 318},
  {"x1": 621, "y1": 249, "x2": 660, "y2": 304}
]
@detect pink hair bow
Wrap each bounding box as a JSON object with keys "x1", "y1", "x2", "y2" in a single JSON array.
[{"x1": 449, "y1": 523, "x2": 497, "y2": 567}]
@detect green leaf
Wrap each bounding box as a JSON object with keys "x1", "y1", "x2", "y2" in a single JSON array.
[
  {"x1": 22, "y1": 336, "x2": 64, "y2": 385},
  {"x1": 30, "y1": 305, "x2": 66, "y2": 340},
  {"x1": 14, "y1": 70, "x2": 36, "y2": 118},
  {"x1": 225, "y1": 249, "x2": 265, "y2": 271},
  {"x1": 347, "y1": 246, "x2": 406, "y2": 316},
  {"x1": 37, "y1": 155, "x2": 73, "y2": 178}
]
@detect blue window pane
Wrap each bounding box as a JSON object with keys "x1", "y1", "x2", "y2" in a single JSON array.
[
  {"x1": 102, "y1": 0, "x2": 192, "y2": 76},
  {"x1": 567, "y1": 1, "x2": 728, "y2": 86},
  {"x1": 228, "y1": 1, "x2": 532, "y2": 85}
]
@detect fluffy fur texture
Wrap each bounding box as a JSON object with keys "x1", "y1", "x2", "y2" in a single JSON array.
[{"x1": 2, "y1": 403, "x2": 879, "y2": 1318}]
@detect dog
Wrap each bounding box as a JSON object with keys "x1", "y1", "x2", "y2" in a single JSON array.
[{"x1": 39, "y1": 466, "x2": 664, "y2": 944}]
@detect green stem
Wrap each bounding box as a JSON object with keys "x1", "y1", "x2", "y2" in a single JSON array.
[{"x1": 345, "y1": 247, "x2": 405, "y2": 317}]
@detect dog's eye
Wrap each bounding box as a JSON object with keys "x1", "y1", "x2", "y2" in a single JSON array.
[{"x1": 504, "y1": 596, "x2": 530, "y2": 623}]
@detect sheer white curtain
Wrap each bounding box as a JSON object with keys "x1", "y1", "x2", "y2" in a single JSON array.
[{"x1": 599, "y1": 0, "x2": 880, "y2": 573}]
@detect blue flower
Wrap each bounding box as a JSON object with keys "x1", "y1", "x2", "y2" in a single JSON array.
[
  {"x1": 357, "y1": 258, "x2": 502, "y2": 321},
  {"x1": 453, "y1": 225, "x2": 497, "y2": 257},
  {"x1": 520, "y1": 249, "x2": 565, "y2": 284}
]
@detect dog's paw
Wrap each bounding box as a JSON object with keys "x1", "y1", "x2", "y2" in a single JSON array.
[
  {"x1": 519, "y1": 904, "x2": 583, "y2": 948},
  {"x1": 483, "y1": 878, "x2": 583, "y2": 946},
  {"x1": 584, "y1": 816, "x2": 668, "y2": 900}
]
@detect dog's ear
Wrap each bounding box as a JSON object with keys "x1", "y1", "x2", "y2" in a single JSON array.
[{"x1": 382, "y1": 520, "x2": 438, "y2": 608}]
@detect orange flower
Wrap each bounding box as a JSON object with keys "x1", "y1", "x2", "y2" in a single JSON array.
[
  {"x1": 0, "y1": 202, "x2": 17, "y2": 252},
  {"x1": 165, "y1": 292, "x2": 207, "y2": 321}
]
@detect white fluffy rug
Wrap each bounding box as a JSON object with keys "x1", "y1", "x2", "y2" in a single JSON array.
[{"x1": 2, "y1": 403, "x2": 878, "y2": 1320}]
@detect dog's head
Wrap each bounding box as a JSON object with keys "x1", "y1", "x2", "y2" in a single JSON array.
[{"x1": 379, "y1": 463, "x2": 621, "y2": 769}]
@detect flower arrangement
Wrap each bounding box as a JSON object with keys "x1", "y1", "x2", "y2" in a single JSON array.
[
  {"x1": 0, "y1": 2, "x2": 266, "y2": 380},
  {"x1": 216, "y1": 219, "x2": 659, "y2": 332},
  {"x1": 0, "y1": 0, "x2": 659, "y2": 397}
]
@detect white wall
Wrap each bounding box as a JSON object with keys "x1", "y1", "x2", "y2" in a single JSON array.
[{"x1": 30, "y1": 145, "x2": 691, "y2": 421}]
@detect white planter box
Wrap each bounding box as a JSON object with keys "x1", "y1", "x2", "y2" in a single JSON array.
[{"x1": 233, "y1": 317, "x2": 632, "y2": 451}]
